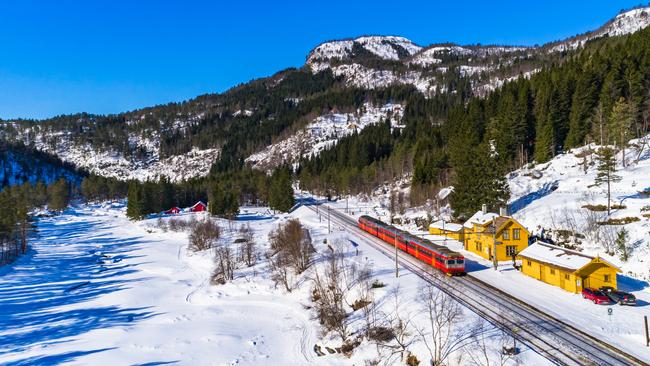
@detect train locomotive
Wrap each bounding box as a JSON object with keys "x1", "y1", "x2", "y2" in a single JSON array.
[{"x1": 358, "y1": 215, "x2": 465, "y2": 275}]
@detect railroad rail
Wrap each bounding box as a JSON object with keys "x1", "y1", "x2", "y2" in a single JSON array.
[{"x1": 306, "y1": 203, "x2": 649, "y2": 366}]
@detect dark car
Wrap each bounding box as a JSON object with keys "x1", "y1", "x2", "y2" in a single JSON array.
[
  {"x1": 582, "y1": 287, "x2": 610, "y2": 304},
  {"x1": 600, "y1": 287, "x2": 637, "y2": 306}
]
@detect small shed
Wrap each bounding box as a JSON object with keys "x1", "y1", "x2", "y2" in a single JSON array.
[
  {"x1": 164, "y1": 207, "x2": 181, "y2": 215},
  {"x1": 189, "y1": 201, "x2": 208, "y2": 212},
  {"x1": 518, "y1": 241, "x2": 620, "y2": 293}
]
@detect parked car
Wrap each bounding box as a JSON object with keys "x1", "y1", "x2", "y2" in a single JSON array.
[
  {"x1": 582, "y1": 288, "x2": 610, "y2": 304},
  {"x1": 600, "y1": 287, "x2": 637, "y2": 306}
]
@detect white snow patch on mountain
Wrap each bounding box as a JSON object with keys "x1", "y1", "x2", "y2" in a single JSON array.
[
  {"x1": 551, "y1": 6, "x2": 650, "y2": 52},
  {"x1": 307, "y1": 35, "x2": 421, "y2": 66},
  {"x1": 246, "y1": 103, "x2": 403, "y2": 172}
]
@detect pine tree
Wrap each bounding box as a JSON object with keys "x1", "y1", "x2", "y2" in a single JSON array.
[
  {"x1": 609, "y1": 97, "x2": 636, "y2": 168},
  {"x1": 594, "y1": 147, "x2": 621, "y2": 215},
  {"x1": 126, "y1": 182, "x2": 145, "y2": 220},
  {"x1": 615, "y1": 228, "x2": 629, "y2": 262},
  {"x1": 269, "y1": 166, "x2": 295, "y2": 213},
  {"x1": 47, "y1": 178, "x2": 70, "y2": 212},
  {"x1": 450, "y1": 143, "x2": 509, "y2": 219}
]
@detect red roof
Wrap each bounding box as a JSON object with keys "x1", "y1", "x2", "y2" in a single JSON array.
[
  {"x1": 190, "y1": 201, "x2": 207, "y2": 212},
  {"x1": 165, "y1": 207, "x2": 181, "y2": 214}
]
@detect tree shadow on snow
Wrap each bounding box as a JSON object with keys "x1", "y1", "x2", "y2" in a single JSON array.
[
  {"x1": 3, "y1": 348, "x2": 116, "y2": 366},
  {"x1": 0, "y1": 210, "x2": 162, "y2": 360}
]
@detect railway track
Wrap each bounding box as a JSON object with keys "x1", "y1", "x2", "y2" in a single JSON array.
[{"x1": 306, "y1": 204, "x2": 649, "y2": 366}]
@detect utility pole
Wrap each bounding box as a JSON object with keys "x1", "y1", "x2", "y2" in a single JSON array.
[
  {"x1": 395, "y1": 229, "x2": 399, "y2": 278},
  {"x1": 492, "y1": 220, "x2": 499, "y2": 271},
  {"x1": 327, "y1": 205, "x2": 331, "y2": 234},
  {"x1": 643, "y1": 315, "x2": 650, "y2": 347}
]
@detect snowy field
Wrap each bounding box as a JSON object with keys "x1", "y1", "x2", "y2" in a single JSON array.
[{"x1": 0, "y1": 203, "x2": 549, "y2": 365}]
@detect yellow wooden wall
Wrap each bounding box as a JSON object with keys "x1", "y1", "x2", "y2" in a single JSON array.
[
  {"x1": 519, "y1": 258, "x2": 617, "y2": 294},
  {"x1": 463, "y1": 220, "x2": 529, "y2": 261},
  {"x1": 429, "y1": 227, "x2": 463, "y2": 242}
]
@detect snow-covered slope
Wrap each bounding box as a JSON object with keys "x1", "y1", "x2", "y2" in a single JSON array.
[
  {"x1": 2, "y1": 125, "x2": 219, "y2": 182},
  {"x1": 508, "y1": 135, "x2": 650, "y2": 281},
  {"x1": 551, "y1": 6, "x2": 650, "y2": 52},
  {"x1": 307, "y1": 36, "x2": 422, "y2": 66},
  {"x1": 0, "y1": 148, "x2": 82, "y2": 186},
  {"x1": 246, "y1": 103, "x2": 403, "y2": 172}
]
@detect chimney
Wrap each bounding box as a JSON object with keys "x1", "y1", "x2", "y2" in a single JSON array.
[
  {"x1": 481, "y1": 204, "x2": 487, "y2": 214},
  {"x1": 500, "y1": 207, "x2": 508, "y2": 216}
]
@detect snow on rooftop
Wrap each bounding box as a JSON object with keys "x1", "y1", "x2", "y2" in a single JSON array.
[
  {"x1": 463, "y1": 210, "x2": 499, "y2": 229},
  {"x1": 518, "y1": 242, "x2": 593, "y2": 271},
  {"x1": 429, "y1": 220, "x2": 463, "y2": 232}
]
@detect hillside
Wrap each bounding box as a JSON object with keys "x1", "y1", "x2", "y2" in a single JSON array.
[
  {"x1": 1, "y1": 6, "x2": 649, "y2": 184},
  {"x1": 508, "y1": 135, "x2": 650, "y2": 281}
]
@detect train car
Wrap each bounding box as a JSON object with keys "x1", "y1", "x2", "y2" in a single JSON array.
[{"x1": 358, "y1": 215, "x2": 465, "y2": 276}]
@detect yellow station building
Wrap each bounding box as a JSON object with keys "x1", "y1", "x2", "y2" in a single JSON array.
[
  {"x1": 517, "y1": 241, "x2": 620, "y2": 293},
  {"x1": 461, "y1": 207, "x2": 530, "y2": 262}
]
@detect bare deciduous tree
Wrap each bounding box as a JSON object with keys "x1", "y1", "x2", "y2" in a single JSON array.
[
  {"x1": 238, "y1": 224, "x2": 257, "y2": 267},
  {"x1": 416, "y1": 278, "x2": 478, "y2": 366},
  {"x1": 267, "y1": 249, "x2": 293, "y2": 292},
  {"x1": 212, "y1": 243, "x2": 236, "y2": 285},
  {"x1": 464, "y1": 320, "x2": 520, "y2": 366},
  {"x1": 269, "y1": 219, "x2": 313, "y2": 273},
  {"x1": 312, "y1": 248, "x2": 349, "y2": 341},
  {"x1": 188, "y1": 219, "x2": 221, "y2": 252}
]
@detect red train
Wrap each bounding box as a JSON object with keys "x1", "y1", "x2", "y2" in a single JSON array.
[{"x1": 358, "y1": 215, "x2": 465, "y2": 275}]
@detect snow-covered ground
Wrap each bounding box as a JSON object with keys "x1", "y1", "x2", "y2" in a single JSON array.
[
  {"x1": 0, "y1": 203, "x2": 548, "y2": 365},
  {"x1": 246, "y1": 103, "x2": 404, "y2": 172},
  {"x1": 509, "y1": 137, "x2": 650, "y2": 281}
]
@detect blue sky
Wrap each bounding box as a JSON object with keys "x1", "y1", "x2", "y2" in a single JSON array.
[{"x1": 0, "y1": 0, "x2": 644, "y2": 119}]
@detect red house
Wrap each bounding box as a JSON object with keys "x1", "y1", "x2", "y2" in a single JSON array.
[
  {"x1": 164, "y1": 207, "x2": 181, "y2": 215},
  {"x1": 189, "y1": 201, "x2": 207, "y2": 212}
]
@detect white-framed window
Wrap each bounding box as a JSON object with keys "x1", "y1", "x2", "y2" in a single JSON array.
[
  {"x1": 502, "y1": 230, "x2": 510, "y2": 240},
  {"x1": 513, "y1": 228, "x2": 521, "y2": 240},
  {"x1": 506, "y1": 245, "x2": 517, "y2": 257}
]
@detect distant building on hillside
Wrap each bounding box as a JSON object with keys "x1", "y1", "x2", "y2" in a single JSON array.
[
  {"x1": 518, "y1": 241, "x2": 620, "y2": 293},
  {"x1": 164, "y1": 207, "x2": 181, "y2": 215},
  {"x1": 462, "y1": 205, "x2": 530, "y2": 262},
  {"x1": 189, "y1": 201, "x2": 207, "y2": 213}
]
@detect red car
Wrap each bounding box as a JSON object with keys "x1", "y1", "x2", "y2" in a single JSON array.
[{"x1": 582, "y1": 288, "x2": 610, "y2": 304}]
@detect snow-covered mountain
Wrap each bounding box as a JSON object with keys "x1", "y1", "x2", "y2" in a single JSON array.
[
  {"x1": 307, "y1": 36, "x2": 422, "y2": 68},
  {"x1": 551, "y1": 7, "x2": 650, "y2": 52},
  {"x1": 2, "y1": 6, "x2": 649, "y2": 183},
  {"x1": 0, "y1": 120, "x2": 220, "y2": 183},
  {"x1": 308, "y1": 6, "x2": 650, "y2": 96}
]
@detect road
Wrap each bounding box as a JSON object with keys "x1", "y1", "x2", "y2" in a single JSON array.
[{"x1": 307, "y1": 203, "x2": 649, "y2": 366}]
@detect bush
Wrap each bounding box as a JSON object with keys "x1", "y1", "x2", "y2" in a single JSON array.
[
  {"x1": 188, "y1": 220, "x2": 221, "y2": 252},
  {"x1": 367, "y1": 326, "x2": 395, "y2": 342},
  {"x1": 597, "y1": 217, "x2": 640, "y2": 225},
  {"x1": 582, "y1": 204, "x2": 626, "y2": 211},
  {"x1": 371, "y1": 280, "x2": 386, "y2": 289},
  {"x1": 351, "y1": 298, "x2": 371, "y2": 311}
]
